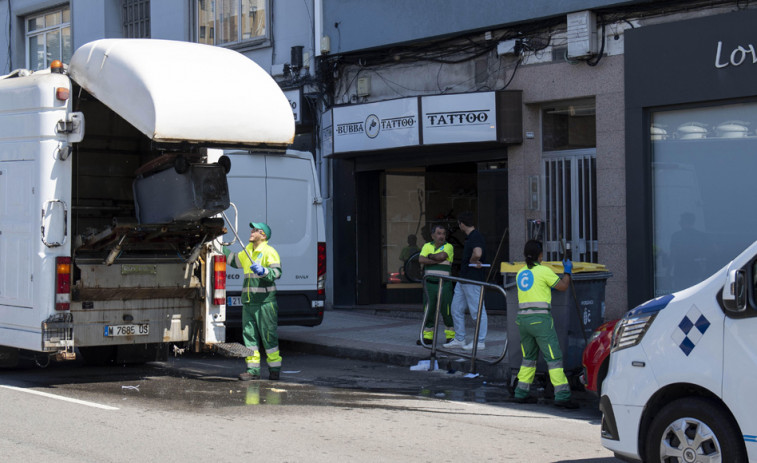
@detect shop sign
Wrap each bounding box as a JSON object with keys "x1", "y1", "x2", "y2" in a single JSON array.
[
  {"x1": 332, "y1": 98, "x2": 419, "y2": 153},
  {"x1": 283, "y1": 89, "x2": 301, "y2": 123},
  {"x1": 714, "y1": 40, "x2": 757, "y2": 69},
  {"x1": 421, "y1": 92, "x2": 497, "y2": 145}
]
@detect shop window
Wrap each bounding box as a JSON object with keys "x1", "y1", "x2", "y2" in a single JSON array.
[
  {"x1": 25, "y1": 6, "x2": 71, "y2": 70},
  {"x1": 123, "y1": 0, "x2": 150, "y2": 38},
  {"x1": 196, "y1": 0, "x2": 269, "y2": 47},
  {"x1": 381, "y1": 166, "x2": 477, "y2": 288},
  {"x1": 542, "y1": 98, "x2": 596, "y2": 151},
  {"x1": 651, "y1": 101, "x2": 757, "y2": 296},
  {"x1": 381, "y1": 172, "x2": 426, "y2": 287},
  {"x1": 542, "y1": 100, "x2": 598, "y2": 263}
]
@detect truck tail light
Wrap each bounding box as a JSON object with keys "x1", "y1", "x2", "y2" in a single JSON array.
[
  {"x1": 55, "y1": 256, "x2": 71, "y2": 311},
  {"x1": 213, "y1": 255, "x2": 226, "y2": 305},
  {"x1": 317, "y1": 242, "x2": 326, "y2": 296}
]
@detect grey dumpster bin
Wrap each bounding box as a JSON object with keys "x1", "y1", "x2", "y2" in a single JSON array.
[{"x1": 502, "y1": 262, "x2": 612, "y2": 380}]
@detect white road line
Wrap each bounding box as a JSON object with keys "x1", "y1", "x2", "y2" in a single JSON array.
[{"x1": 0, "y1": 385, "x2": 119, "y2": 410}]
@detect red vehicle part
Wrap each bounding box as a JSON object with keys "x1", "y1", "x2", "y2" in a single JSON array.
[{"x1": 581, "y1": 319, "x2": 618, "y2": 395}]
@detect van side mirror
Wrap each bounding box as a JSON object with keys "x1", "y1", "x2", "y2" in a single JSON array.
[{"x1": 723, "y1": 268, "x2": 748, "y2": 312}]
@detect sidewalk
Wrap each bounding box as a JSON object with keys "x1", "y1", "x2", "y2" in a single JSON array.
[{"x1": 277, "y1": 309, "x2": 512, "y2": 381}]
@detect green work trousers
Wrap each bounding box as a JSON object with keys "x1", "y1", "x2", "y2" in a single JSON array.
[
  {"x1": 422, "y1": 279, "x2": 455, "y2": 340},
  {"x1": 242, "y1": 299, "x2": 282, "y2": 375},
  {"x1": 514, "y1": 313, "x2": 571, "y2": 401}
]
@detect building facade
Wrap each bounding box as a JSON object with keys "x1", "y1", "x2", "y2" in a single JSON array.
[
  {"x1": 2, "y1": 0, "x2": 755, "y2": 321},
  {"x1": 317, "y1": 0, "x2": 755, "y2": 320}
]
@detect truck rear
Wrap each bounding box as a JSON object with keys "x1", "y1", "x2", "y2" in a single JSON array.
[{"x1": 0, "y1": 39, "x2": 294, "y2": 366}]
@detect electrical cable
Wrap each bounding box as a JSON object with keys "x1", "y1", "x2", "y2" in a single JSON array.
[
  {"x1": 586, "y1": 17, "x2": 606, "y2": 67},
  {"x1": 499, "y1": 55, "x2": 522, "y2": 90}
]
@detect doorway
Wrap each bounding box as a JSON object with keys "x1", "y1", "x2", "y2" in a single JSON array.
[{"x1": 355, "y1": 160, "x2": 508, "y2": 306}]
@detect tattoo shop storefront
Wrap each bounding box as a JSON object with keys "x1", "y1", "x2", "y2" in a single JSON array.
[
  {"x1": 625, "y1": 8, "x2": 757, "y2": 307},
  {"x1": 324, "y1": 91, "x2": 522, "y2": 308}
]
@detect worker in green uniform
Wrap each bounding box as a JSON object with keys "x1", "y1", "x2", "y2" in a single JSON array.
[
  {"x1": 512, "y1": 239, "x2": 578, "y2": 409},
  {"x1": 417, "y1": 224, "x2": 455, "y2": 345},
  {"x1": 223, "y1": 221, "x2": 283, "y2": 381}
]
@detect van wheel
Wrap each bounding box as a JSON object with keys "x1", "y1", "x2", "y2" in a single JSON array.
[{"x1": 645, "y1": 397, "x2": 746, "y2": 462}]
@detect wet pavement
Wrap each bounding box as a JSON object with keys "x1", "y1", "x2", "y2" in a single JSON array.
[
  {"x1": 0, "y1": 309, "x2": 600, "y2": 413},
  {"x1": 275, "y1": 308, "x2": 512, "y2": 381},
  {"x1": 0, "y1": 349, "x2": 598, "y2": 414}
]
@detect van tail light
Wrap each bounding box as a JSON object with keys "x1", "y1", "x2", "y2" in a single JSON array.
[
  {"x1": 317, "y1": 242, "x2": 326, "y2": 297},
  {"x1": 213, "y1": 255, "x2": 226, "y2": 305},
  {"x1": 55, "y1": 256, "x2": 71, "y2": 311}
]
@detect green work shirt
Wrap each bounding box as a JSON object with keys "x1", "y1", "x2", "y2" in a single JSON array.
[
  {"x1": 224, "y1": 241, "x2": 282, "y2": 304},
  {"x1": 516, "y1": 263, "x2": 560, "y2": 308},
  {"x1": 420, "y1": 241, "x2": 453, "y2": 278}
]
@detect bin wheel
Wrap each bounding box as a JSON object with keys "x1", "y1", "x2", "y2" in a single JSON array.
[
  {"x1": 218, "y1": 155, "x2": 232, "y2": 174},
  {"x1": 568, "y1": 374, "x2": 586, "y2": 392},
  {"x1": 174, "y1": 155, "x2": 190, "y2": 174},
  {"x1": 507, "y1": 369, "x2": 518, "y2": 396}
]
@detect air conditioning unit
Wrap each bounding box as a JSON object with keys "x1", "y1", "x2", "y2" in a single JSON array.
[{"x1": 567, "y1": 11, "x2": 597, "y2": 59}]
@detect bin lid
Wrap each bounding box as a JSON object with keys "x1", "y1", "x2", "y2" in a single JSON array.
[
  {"x1": 69, "y1": 39, "x2": 294, "y2": 147},
  {"x1": 500, "y1": 261, "x2": 608, "y2": 274}
]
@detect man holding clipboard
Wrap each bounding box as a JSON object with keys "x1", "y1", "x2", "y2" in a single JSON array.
[{"x1": 443, "y1": 211, "x2": 489, "y2": 351}]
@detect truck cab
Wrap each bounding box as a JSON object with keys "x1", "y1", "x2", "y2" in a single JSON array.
[{"x1": 600, "y1": 240, "x2": 757, "y2": 461}]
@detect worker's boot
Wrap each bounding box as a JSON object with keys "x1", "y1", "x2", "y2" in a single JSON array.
[{"x1": 268, "y1": 370, "x2": 280, "y2": 381}]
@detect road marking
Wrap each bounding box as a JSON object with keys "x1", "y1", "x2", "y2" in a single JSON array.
[{"x1": 0, "y1": 385, "x2": 119, "y2": 410}]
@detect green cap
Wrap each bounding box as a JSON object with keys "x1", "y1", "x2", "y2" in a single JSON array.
[{"x1": 249, "y1": 221, "x2": 271, "y2": 240}]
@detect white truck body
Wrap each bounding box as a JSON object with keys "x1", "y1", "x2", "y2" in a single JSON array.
[
  {"x1": 0, "y1": 39, "x2": 293, "y2": 365},
  {"x1": 209, "y1": 149, "x2": 326, "y2": 328},
  {"x1": 600, "y1": 240, "x2": 757, "y2": 461}
]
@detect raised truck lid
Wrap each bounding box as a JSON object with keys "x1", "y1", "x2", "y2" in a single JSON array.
[{"x1": 68, "y1": 39, "x2": 294, "y2": 147}]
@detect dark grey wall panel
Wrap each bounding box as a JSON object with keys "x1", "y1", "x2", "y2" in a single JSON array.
[
  {"x1": 323, "y1": 0, "x2": 644, "y2": 54},
  {"x1": 624, "y1": 8, "x2": 757, "y2": 308}
]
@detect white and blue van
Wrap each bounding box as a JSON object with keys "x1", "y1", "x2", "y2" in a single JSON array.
[{"x1": 600, "y1": 240, "x2": 757, "y2": 461}]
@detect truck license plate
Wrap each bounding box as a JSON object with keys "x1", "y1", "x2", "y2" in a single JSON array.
[
  {"x1": 104, "y1": 324, "x2": 149, "y2": 337},
  {"x1": 227, "y1": 296, "x2": 242, "y2": 306}
]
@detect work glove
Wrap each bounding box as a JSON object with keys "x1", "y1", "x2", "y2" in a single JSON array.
[
  {"x1": 562, "y1": 259, "x2": 573, "y2": 275},
  {"x1": 222, "y1": 246, "x2": 231, "y2": 257},
  {"x1": 250, "y1": 262, "x2": 266, "y2": 276}
]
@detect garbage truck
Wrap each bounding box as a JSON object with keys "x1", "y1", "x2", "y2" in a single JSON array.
[{"x1": 0, "y1": 39, "x2": 294, "y2": 366}]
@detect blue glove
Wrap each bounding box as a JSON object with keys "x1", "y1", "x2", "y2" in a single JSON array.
[
  {"x1": 563, "y1": 259, "x2": 573, "y2": 275},
  {"x1": 250, "y1": 262, "x2": 265, "y2": 276}
]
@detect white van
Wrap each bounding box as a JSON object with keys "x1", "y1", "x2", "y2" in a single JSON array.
[
  {"x1": 600, "y1": 239, "x2": 757, "y2": 461},
  {"x1": 0, "y1": 39, "x2": 293, "y2": 366},
  {"x1": 210, "y1": 150, "x2": 326, "y2": 329}
]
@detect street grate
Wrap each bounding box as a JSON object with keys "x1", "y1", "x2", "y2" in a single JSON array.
[{"x1": 214, "y1": 342, "x2": 254, "y2": 358}]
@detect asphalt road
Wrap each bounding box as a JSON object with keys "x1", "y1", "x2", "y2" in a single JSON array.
[{"x1": 0, "y1": 351, "x2": 619, "y2": 462}]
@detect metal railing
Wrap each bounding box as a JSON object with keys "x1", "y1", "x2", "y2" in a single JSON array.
[{"x1": 418, "y1": 274, "x2": 508, "y2": 374}]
